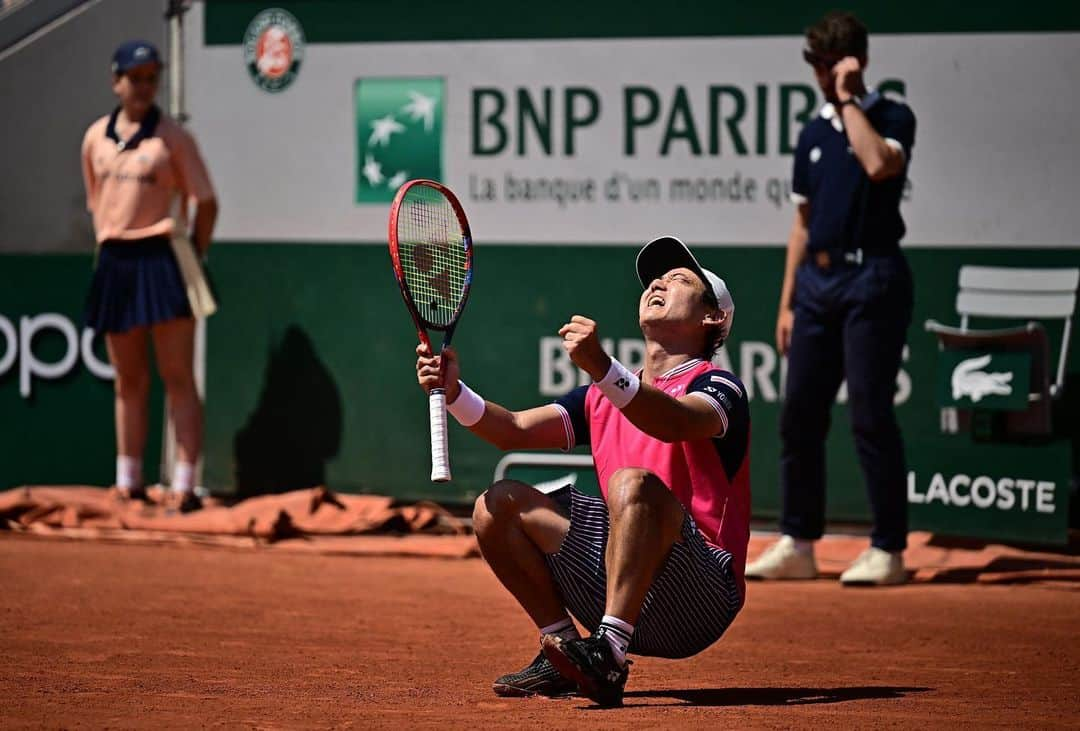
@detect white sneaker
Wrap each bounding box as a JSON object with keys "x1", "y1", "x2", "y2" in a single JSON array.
[
  {"x1": 745, "y1": 535, "x2": 818, "y2": 580},
  {"x1": 839, "y1": 547, "x2": 906, "y2": 586}
]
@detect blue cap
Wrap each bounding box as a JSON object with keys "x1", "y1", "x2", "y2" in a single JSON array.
[{"x1": 111, "y1": 40, "x2": 162, "y2": 75}]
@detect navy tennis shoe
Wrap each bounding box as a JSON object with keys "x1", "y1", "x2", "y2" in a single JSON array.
[
  {"x1": 541, "y1": 634, "x2": 630, "y2": 707},
  {"x1": 492, "y1": 651, "x2": 576, "y2": 697}
]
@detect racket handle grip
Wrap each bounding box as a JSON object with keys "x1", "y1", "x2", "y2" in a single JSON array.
[{"x1": 429, "y1": 388, "x2": 451, "y2": 482}]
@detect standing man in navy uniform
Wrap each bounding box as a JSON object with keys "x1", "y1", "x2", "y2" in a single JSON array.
[{"x1": 747, "y1": 12, "x2": 915, "y2": 585}]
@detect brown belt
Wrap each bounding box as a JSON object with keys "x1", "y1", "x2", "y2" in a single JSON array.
[{"x1": 813, "y1": 249, "x2": 866, "y2": 270}]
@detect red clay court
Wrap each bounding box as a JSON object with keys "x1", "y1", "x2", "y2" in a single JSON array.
[{"x1": 2, "y1": 493, "x2": 1077, "y2": 728}]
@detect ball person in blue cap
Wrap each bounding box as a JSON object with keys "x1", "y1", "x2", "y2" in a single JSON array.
[
  {"x1": 748, "y1": 12, "x2": 916, "y2": 585},
  {"x1": 81, "y1": 40, "x2": 218, "y2": 511}
]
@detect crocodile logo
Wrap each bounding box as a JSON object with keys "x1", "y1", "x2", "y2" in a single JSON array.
[{"x1": 951, "y1": 354, "x2": 1013, "y2": 403}]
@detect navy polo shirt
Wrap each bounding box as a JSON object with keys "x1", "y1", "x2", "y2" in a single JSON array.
[{"x1": 790, "y1": 91, "x2": 916, "y2": 255}]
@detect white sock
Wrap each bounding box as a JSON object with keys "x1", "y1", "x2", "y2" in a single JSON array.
[
  {"x1": 116, "y1": 456, "x2": 142, "y2": 490},
  {"x1": 540, "y1": 617, "x2": 580, "y2": 643},
  {"x1": 172, "y1": 461, "x2": 195, "y2": 493},
  {"x1": 790, "y1": 537, "x2": 815, "y2": 555},
  {"x1": 596, "y1": 615, "x2": 634, "y2": 667}
]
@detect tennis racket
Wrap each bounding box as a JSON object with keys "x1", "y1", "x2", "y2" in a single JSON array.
[{"x1": 388, "y1": 179, "x2": 474, "y2": 482}]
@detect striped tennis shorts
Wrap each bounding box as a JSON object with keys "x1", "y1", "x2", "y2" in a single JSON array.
[{"x1": 544, "y1": 486, "x2": 743, "y2": 659}]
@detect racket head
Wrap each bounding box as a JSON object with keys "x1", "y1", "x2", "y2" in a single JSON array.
[{"x1": 388, "y1": 179, "x2": 473, "y2": 337}]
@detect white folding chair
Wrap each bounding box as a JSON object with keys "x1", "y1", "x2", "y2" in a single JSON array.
[{"x1": 926, "y1": 266, "x2": 1079, "y2": 437}]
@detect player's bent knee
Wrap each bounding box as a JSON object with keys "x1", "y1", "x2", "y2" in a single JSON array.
[
  {"x1": 473, "y1": 479, "x2": 534, "y2": 532},
  {"x1": 607, "y1": 467, "x2": 649, "y2": 488},
  {"x1": 607, "y1": 469, "x2": 674, "y2": 509},
  {"x1": 471, "y1": 493, "x2": 491, "y2": 532},
  {"x1": 475, "y1": 480, "x2": 567, "y2": 553}
]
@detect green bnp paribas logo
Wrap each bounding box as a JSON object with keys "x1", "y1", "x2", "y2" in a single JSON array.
[{"x1": 355, "y1": 78, "x2": 444, "y2": 204}]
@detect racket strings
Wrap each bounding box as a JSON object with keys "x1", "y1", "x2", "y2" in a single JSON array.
[{"x1": 397, "y1": 188, "x2": 468, "y2": 327}]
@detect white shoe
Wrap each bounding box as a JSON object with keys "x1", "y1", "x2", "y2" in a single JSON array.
[
  {"x1": 745, "y1": 535, "x2": 818, "y2": 580},
  {"x1": 840, "y1": 547, "x2": 906, "y2": 586}
]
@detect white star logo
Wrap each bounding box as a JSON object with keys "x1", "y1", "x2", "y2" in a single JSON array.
[
  {"x1": 368, "y1": 114, "x2": 405, "y2": 147},
  {"x1": 361, "y1": 154, "x2": 384, "y2": 186},
  {"x1": 387, "y1": 170, "x2": 409, "y2": 189},
  {"x1": 402, "y1": 91, "x2": 437, "y2": 132}
]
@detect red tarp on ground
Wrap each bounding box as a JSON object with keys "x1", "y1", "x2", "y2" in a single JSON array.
[
  {"x1": 2, "y1": 485, "x2": 1077, "y2": 581},
  {"x1": 0, "y1": 485, "x2": 478, "y2": 558}
]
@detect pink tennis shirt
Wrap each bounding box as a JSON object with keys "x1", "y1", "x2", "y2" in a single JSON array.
[
  {"x1": 81, "y1": 107, "x2": 215, "y2": 244},
  {"x1": 555, "y1": 358, "x2": 752, "y2": 598}
]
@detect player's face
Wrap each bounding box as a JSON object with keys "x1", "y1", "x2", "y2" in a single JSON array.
[
  {"x1": 112, "y1": 62, "x2": 161, "y2": 116},
  {"x1": 639, "y1": 267, "x2": 712, "y2": 329}
]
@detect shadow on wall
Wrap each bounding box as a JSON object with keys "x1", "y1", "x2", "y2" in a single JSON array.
[{"x1": 233, "y1": 325, "x2": 343, "y2": 498}]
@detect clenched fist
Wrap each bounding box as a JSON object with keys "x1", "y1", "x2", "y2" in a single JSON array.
[
  {"x1": 415, "y1": 343, "x2": 462, "y2": 403},
  {"x1": 558, "y1": 315, "x2": 611, "y2": 381}
]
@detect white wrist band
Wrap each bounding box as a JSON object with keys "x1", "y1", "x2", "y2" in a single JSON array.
[
  {"x1": 447, "y1": 381, "x2": 486, "y2": 426},
  {"x1": 596, "y1": 358, "x2": 640, "y2": 409}
]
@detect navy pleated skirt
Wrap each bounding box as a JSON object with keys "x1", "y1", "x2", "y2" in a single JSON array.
[{"x1": 84, "y1": 237, "x2": 192, "y2": 333}]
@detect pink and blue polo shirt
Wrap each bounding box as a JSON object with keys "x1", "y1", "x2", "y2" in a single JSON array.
[{"x1": 555, "y1": 358, "x2": 752, "y2": 595}]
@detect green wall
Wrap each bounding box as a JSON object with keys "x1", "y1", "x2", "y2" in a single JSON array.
[
  {"x1": 0, "y1": 255, "x2": 165, "y2": 488},
  {"x1": 199, "y1": 243, "x2": 1079, "y2": 516},
  {"x1": 2, "y1": 244, "x2": 1074, "y2": 540}
]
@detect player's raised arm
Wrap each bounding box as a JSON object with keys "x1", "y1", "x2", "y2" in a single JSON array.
[
  {"x1": 415, "y1": 344, "x2": 569, "y2": 451},
  {"x1": 559, "y1": 315, "x2": 725, "y2": 442},
  {"x1": 623, "y1": 384, "x2": 726, "y2": 442}
]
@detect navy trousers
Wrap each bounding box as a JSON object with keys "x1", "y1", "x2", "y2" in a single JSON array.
[{"x1": 779, "y1": 251, "x2": 914, "y2": 551}]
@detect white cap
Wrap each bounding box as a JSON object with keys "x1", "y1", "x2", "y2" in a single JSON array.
[{"x1": 635, "y1": 235, "x2": 734, "y2": 339}]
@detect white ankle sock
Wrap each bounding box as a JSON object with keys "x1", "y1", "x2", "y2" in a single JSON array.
[
  {"x1": 789, "y1": 536, "x2": 815, "y2": 554},
  {"x1": 116, "y1": 456, "x2": 142, "y2": 490},
  {"x1": 596, "y1": 615, "x2": 634, "y2": 667},
  {"x1": 172, "y1": 461, "x2": 195, "y2": 493},
  {"x1": 540, "y1": 617, "x2": 580, "y2": 643}
]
